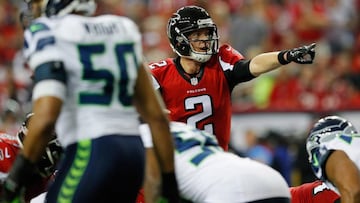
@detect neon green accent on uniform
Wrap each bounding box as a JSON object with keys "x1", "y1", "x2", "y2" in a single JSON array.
[
  {"x1": 312, "y1": 153, "x2": 319, "y2": 167},
  {"x1": 57, "y1": 139, "x2": 92, "y2": 203},
  {"x1": 29, "y1": 24, "x2": 45, "y2": 33},
  {"x1": 64, "y1": 174, "x2": 78, "y2": 186},
  {"x1": 10, "y1": 197, "x2": 21, "y2": 203},
  {"x1": 60, "y1": 186, "x2": 73, "y2": 196},
  {"x1": 69, "y1": 166, "x2": 84, "y2": 178},
  {"x1": 73, "y1": 159, "x2": 87, "y2": 168},
  {"x1": 78, "y1": 147, "x2": 91, "y2": 157},
  {"x1": 156, "y1": 197, "x2": 168, "y2": 203}
]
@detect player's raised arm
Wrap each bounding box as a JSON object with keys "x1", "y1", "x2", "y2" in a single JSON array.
[
  {"x1": 2, "y1": 1, "x2": 178, "y2": 202},
  {"x1": 249, "y1": 43, "x2": 316, "y2": 77}
]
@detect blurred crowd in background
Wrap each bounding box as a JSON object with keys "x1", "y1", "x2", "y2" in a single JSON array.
[{"x1": 0, "y1": 0, "x2": 360, "y2": 186}]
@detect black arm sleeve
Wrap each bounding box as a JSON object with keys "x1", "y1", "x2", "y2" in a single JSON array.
[
  {"x1": 224, "y1": 59, "x2": 255, "y2": 91},
  {"x1": 33, "y1": 61, "x2": 67, "y2": 85}
]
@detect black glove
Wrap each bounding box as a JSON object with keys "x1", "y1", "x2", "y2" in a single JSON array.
[
  {"x1": 278, "y1": 43, "x2": 316, "y2": 65},
  {"x1": 160, "y1": 172, "x2": 180, "y2": 203},
  {"x1": 0, "y1": 154, "x2": 36, "y2": 203}
]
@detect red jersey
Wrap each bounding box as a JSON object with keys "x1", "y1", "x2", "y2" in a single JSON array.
[
  {"x1": 0, "y1": 133, "x2": 49, "y2": 202},
  {"x1": 290, "y1": 180, "x2": 340, "y2": 203},
  {"x1": 0, "y1": 133, "x2": 21, "y2": 173},
  {"x1": 150, "y1": 44, "x2": 247, "y2": 150}
]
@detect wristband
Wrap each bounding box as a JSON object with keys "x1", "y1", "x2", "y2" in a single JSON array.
[
  {"x1": 162, "y1": 172, "x2": 177, "y2": 188},
  {"x1": 161, "y1": 172, "x2": 179, "y2": 202},
  {"x1": 278, "y1": 50, "x2": 290, "y2": 65}
]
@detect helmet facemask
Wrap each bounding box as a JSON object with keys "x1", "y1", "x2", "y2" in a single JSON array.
[{"x1": 184, "y1": 26, "x2": 219, "y2": 63}]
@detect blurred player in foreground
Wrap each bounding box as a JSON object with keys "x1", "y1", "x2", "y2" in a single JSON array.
[
  {"x1": 2, "y1": 0, "x2": 178, "y2": 202},
  {"x1": 305, "y1": 115, "x2": 360, "y2": 203},
  {"x1": 139, "y1": 122, "x2": 291, "y2": 203},
  {"x1": 0, "y1": 113, "x2": 62, "y2": 203},
  {"x1": 20, "y1": 0, "x2": 44, "y2": 29}
]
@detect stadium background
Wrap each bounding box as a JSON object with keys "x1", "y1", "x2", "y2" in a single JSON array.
[{"x1": 0, "y1": 0, "x2": 360, "y2": 187}]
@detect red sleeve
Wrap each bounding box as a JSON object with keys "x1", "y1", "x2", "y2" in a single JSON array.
[
  {"x1": 216, "y1": 44, "x2": 245, "y2": 65},
  {"x1": 0, "y1": 135, "x2": 50, "y2": 202},
  {"x1": 290, "y1": 181, "x2": 340, "y2": 203},
  {"x1": 0, "y1": 137, "x2": 21, "y2": 199},
  {"x1": 149, "y1": 58, "x2": 175, "y2": 84},
  {"x1": 290, "y1": 182, "x2": 313, "y2": 203},
  {"x1": 135, "y1": 188, "x2": 145, "y2": 203},
  {"x1": 0, "y1": 138, "x2": 19, "y2": 173}
]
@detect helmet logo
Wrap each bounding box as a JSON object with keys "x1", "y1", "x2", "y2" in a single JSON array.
[
  {"x1": 176, "y1": 36, "x2": 184, "y2": 43},
  {"x1": 169, "y1": 13, "x2": 180, "y2": 26}
]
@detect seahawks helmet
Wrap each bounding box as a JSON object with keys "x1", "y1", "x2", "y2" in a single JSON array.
[
  {"x1": 17, "y1": 113, "x2": 63, "y2": 177},
  {"x1": 306, "y1": 115, "x2": 358, "y2": 179},
  {"x1": 44, "y1": 0, "x2": 97, "y2": 17},
  {"x1": 167, "y1": 6, "x2": 219, "y2": 63}
]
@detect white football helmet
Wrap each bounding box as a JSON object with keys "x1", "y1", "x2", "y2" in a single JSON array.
[{"x1": 43, "y1": 0, "x2": 97, "y2": 17}]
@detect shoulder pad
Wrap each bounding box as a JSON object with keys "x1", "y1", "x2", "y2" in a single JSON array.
[
  {"x1": 219, "y1": 44, "x2": 244, "y2": 59},
  {"x1": 23, "y1": 19, "x2": 56, "y2": 60},
  {"x1": 148, "y1": 58, "x2": 174, "y2": 69},
  {"x1": 0, "y1": 133, "x2": 20, "y2": 147},
  {"x1": 217, "y1": 44, "x2": 245, "y2": 65}
]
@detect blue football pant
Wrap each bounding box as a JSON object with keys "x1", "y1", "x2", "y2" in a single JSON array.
[{"x1": 46, "y1": 135, "x2": 145, "y2": 203}]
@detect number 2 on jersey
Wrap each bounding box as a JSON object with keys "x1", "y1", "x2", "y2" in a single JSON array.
[
  {"x1": 78, "y1": 43, "x2": 137, "y2": 106},
  {"x1": 185, "y1": 95, "x2": 214, "y2": 135}
]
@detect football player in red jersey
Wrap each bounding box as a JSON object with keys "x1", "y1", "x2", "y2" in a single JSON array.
[
  {"x1": 290, "y1": 180, "x2": 340, "y2": 203},
  {"x1": 150, "y1": 5, "x2": 316, "y2": 150},
  {"x1": 0, "y1": 113, "x2": 63, "y2": 203}
]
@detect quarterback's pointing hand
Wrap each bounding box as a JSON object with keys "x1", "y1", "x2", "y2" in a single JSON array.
[{"x1": 278, "y1": 43, "x2": 316, "y2": 65}]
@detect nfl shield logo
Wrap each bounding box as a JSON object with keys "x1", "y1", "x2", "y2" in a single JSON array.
[{"x1": 190, "y1": 77, "x2": 198, "y2": 86}]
